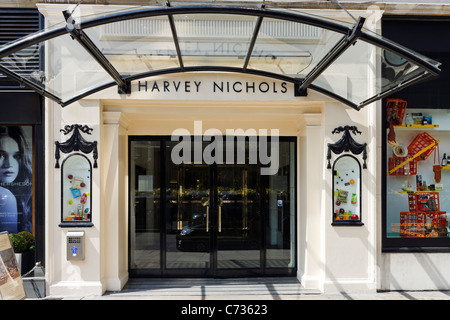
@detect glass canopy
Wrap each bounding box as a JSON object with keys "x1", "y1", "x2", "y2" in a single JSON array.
[{"x1": 0, "y1": 2, "x2": 441, "y2": 109}]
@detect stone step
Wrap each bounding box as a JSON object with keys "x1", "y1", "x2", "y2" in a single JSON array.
[{"x1": 105, "y1": 278, "x2": 320, "y2": 297}]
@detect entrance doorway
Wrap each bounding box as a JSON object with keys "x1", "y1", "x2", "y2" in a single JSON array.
[
  {"x1": 129, "y1": 136, "x2": 296, "y2": 278},
  {"x1": 170, "y1": 163, "x2": 261, "y2": 276}
]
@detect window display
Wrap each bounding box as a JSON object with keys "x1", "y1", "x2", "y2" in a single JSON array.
[
  {"x1": 332, "y1": 154, "x2": 363, "y2": 225},
  {"x1": 386, "y1": 100, "x2": 450, "y2": 240},
  {"x1": 59, "y1": 154, "x2": 92, "y2": 227},
  {"x1": 0, "y1": 126, "x2": 33, "y2": 234}
]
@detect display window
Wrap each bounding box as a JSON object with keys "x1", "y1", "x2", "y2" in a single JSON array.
[
  {"x1": 59, "y1": 154, "x2": 93, "y2": 227},
  {"x1": 332, "y1": 155, "x2": 363, "y2": 225},
  {"x1": 385, "y1": 100, "x2": 450, "y2": 246},
  {"x1": 0, "y1": 125, "x2": 33, "y2": 234}
]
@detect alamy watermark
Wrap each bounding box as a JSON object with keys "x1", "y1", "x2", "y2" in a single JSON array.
[{"x1": 171, "y1": 121, "x2": 279, "y2": 175}]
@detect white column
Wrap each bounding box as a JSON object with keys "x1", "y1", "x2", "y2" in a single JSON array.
[
  {"x1": 101, "y1": 111, "x2": 129, "y2": 291},
  {"x1": 45, "y1": 98, "x2": 59, "y2": 292},
  {"x1": 297, "y1": 113, "x2": 324, "y2": 290}
]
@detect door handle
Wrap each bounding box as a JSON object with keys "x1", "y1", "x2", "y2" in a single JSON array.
[
  {"x1": 206, "y1": 205, "x2": 209, "y2": 232},
  {"x1": 218, "y1": 206, "x2": 222, "y2": 233}
]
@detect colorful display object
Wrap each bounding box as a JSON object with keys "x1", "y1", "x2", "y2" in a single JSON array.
[
  {"x1": 59, "y1": 153, "x2": 93, "y2": 227},
  {"x1": 332, "y1": 154, "x2": 363, "y2": 226},
  {"x1": 388, "y1": 132, "x2": 439, "y2": 176},
  {"x1": 385, "y1": 107, "x2": 450, "y2": 240}
]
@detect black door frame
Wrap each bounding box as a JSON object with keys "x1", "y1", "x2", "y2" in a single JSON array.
[{"x1": 128, "y1": 135, "x2": 297, "y2": 278}]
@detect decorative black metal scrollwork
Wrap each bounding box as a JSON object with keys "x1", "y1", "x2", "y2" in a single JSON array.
[
  {"x1": 327, "y1": 125, "x2": 367, "y2": 169},
  {"x1": 55, "y1": 124, "x2": 98, "y2": 168}
]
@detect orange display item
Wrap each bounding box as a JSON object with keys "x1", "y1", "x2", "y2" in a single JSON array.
[
  {"x1": 388, "y1": 156, "x2": 417, "y2": 176},
  {"x1": 386, "y1": 99, "x2": 407, "y2": 125},
  {"x1": 407, "y1": 132, "x2": 439, "y2": 161},
  {"x1": 407, "y1": 192, "x2": 440, "y2": 212},
  {"x1": 400, "y1": 211, "x2": 447, "y2": 238}
]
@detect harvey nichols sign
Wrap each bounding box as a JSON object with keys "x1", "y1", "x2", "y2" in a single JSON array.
[{"x1": 136, "y1": 79, "x2": 289, "y2": 95}]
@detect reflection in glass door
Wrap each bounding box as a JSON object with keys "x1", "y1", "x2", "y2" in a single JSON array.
[
  {"x1": 129, "y1": 140, "x2": 161, "y2": 276},
  {"x1": 167, "y1": 164, "x2": 211, "y2": 273},
  {"x1": 216, "y1": 165, "x2": 261, "y2": 272}
]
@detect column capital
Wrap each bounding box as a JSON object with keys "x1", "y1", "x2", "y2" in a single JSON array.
[
  {"x1": 298, "y1": 113, "x2": 322, "y2": 135},
  {"x1": 302, "y1": 113, "x2": 322, "y2": 127},
  {"x1": 103, "y1": 111, "x2": 130, "y2": 129}
]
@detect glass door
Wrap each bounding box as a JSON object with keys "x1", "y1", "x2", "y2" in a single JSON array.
[
  {"x1": 166, "y1": 163, "x2": 212, "y2": 276},
  {"x1": 168, "y1": 163, "x2": 262, "y2": 276},
  {"x1": 129, "y1": 140, "x2": 162, "y2": 276},
  {"x1": 215, "y1": 164, "x2": 261, "y2": 276},
  {"x1": 129, "y1": 136, "x2": 297, "y2": 278}
]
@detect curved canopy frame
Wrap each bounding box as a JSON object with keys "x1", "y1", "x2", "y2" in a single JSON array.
[{"x1": 0, "y1": 2, "x2": 441, "y2": 109}]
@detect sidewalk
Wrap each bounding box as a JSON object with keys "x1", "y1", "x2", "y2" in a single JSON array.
[
  {"x1": 26, "y1": 290, "x2": 450, "y2": 320},
  {"x1": 27, "y1": 277, "x2": 450, "y2": 300},
  {"x1": 52, "y1": 289, "x2": 450, "y2": 300}
]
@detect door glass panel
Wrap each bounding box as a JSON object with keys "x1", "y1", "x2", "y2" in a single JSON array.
[
  {"x1": 266, "y1": 141, "x2": 296, "y2": 268},
  {"x1": 129, "y1": 140, "x2": 161, "y2": 270},
  {"x1": 216, "y1": 164, "x2": 261, "y2": 269},
  {"x1": 166, "y1": 141, "x2": 211, "y2": 270}
]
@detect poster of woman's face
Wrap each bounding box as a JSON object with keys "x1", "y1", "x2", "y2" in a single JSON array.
[{"x1": 0, "y1": 126, "x2": 33, "y2": 234}]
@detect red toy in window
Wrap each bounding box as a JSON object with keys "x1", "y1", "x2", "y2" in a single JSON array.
[{"x1": 80, "y1": 193, "x2": 87, "y2": 204}]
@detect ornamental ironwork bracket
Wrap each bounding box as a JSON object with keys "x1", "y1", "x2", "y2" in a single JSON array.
[
  {"x1": 327, "y1": 125, "x2": 367, "y2": 169},
  {"x1": 55, "y1": 124, "x2": 98, "y2": 168}
]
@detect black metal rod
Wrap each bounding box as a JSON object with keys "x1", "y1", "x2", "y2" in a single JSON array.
[
  {"x1": 60, "y1": 81, "x2": 115, "y2": 107},
  {"x1": 0, "y1": 64, "x2": 63, "y2": 105},
  {"x1": 297, "y1": 16, "x2": 366, "y2": 95},
  {"x1": 243, "y1": 16, "x2": 264, "y2": 71},
  {"x1": 126, "y1": 65, "x2": 296, "y2": 84},
  {"x1": 64, "y1": 12, "x2": 129, "y2": 93},
  {"x1": 72, "y1": 29, "x2": 128, "y2": 91},
  {"x1": 308, "y1": 83, "x2": 359, "y2": 110},
  {"x1": 360, "y1": 32, "x2": 441, "y2": 77},
  {"x1": 168, "y1": 14, "x2": 184, "y2": 70},
  {"x1": 165, "y1": 1, "x2": 184, "y2": 70},
  {"x1": 358, "y1": 71, "x2": 433, "y2": 108}
]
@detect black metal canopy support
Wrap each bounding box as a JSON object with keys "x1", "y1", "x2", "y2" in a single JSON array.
[
  {"x1": 0, "y1": 64, "x2": 63, "y2": 105},
  {"x1": 166, "y1": 1, "x2": 184, "y2": 70},
  {"x1": 296, "y1": 16, "x2": 366, "y2": 97},
  {"x1": 360, "y1": 32, "x2": 440, "y2": 77},
  {"x1": 308, "y1": 83, "x2": 359, "y2": 110},
  {"x1": 243, "y1": 5, "x2": 264, "y2": 71},
  {"x1": 63, "y1": 10, "x2": 131, "y2": 95},
  {"x1": 358, "y1": 71, "x2": 433, "y2": 109},
  {"x1": 167, "y1": 14, "x2": 184, "y2": 70}
]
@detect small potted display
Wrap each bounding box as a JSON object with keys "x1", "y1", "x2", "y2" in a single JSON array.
[{"x1": 9, "y1": 231, "x2": 35, "y2": 275}]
